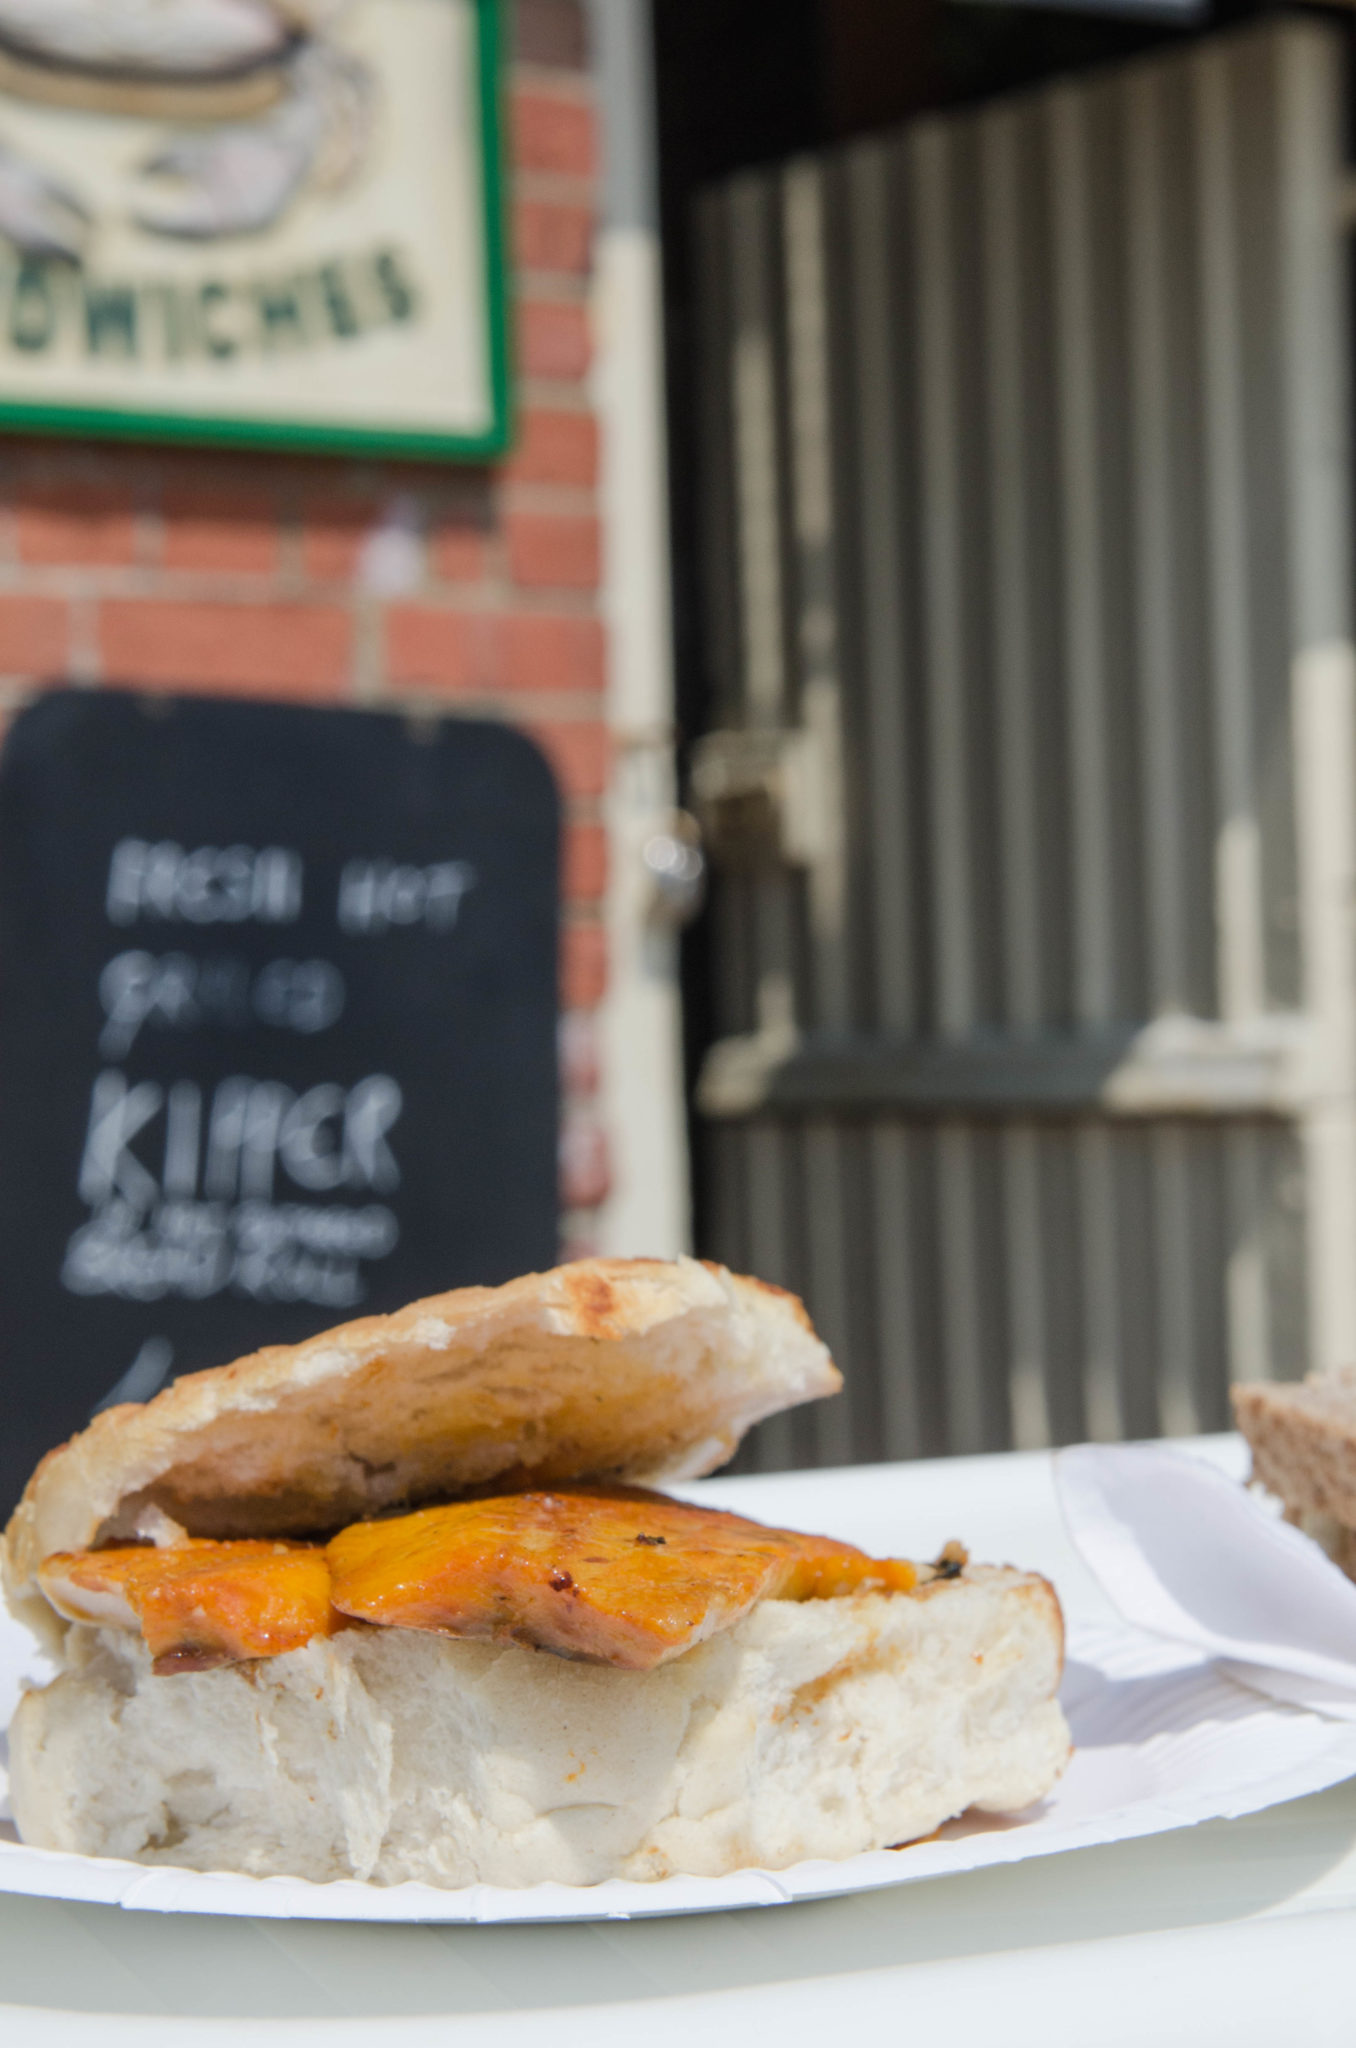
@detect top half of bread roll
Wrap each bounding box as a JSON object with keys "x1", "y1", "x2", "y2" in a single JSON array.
[{"x1": 3, "y1": 1257, "x2": 839, "y2": 1637}]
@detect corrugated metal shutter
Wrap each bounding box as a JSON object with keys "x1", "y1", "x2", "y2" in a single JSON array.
[{"x1": 691, "y1": 18, "x2": 1356, "y2": 1467}]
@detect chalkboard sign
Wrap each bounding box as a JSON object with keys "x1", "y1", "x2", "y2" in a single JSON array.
[{"x1": 0, "y1": 691, "x2": 559, "y2": 1512}]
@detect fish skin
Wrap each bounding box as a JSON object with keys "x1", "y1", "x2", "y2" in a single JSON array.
[
  {"x1": 39, "y1": 1539, "x2": 337, "y2": 1667},
  {"x1": 327, "y1": 1488, "x2": 920, "y2": 1670},
  {"x1": 36, "y1": 1493, "x2": 921, "y2": 1674}
]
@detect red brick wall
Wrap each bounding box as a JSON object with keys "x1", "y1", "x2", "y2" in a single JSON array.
[{"x1": 0, "y1": 0, "x2": 610, "y2": 1257}]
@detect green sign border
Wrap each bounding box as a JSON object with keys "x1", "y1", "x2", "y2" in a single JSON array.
[{"x1": 0, "y1": 0, "x2": 512, "y2": 465}]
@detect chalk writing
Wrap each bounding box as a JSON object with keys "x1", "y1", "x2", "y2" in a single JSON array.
[
  {"x1": 107, "y1": 840, "x2": 302, "y2": 927},
  {"x1": 99, "y1": 952, "x2": 345, "y2": 1058},
  {"x1": 93, "y1": 1338, "x2": 174, "y2": 1414},
  {"x1": 0, "y1": 694, "x2": 560, "y2": 1515},
  {"x1": 65, "y1": 1069, "x2": 404, "y2": 1307},
  {"x1": 337, "y1": 858, "x2": 477, "y2": 936},
  {"x1": 63, "y1": 1200, "x2": 399, "y2": 1308},
  {"x1": 76, "y1": 1071, "x2": 402, "y2": 1208}
]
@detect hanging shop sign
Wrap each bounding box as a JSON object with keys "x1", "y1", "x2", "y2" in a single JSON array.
[
  {"x1": 0, "y1": 0, "x2": 508, "y2": 459},
  {"x1": 0, "y1": 690, "x2": 559, "y2": 1513}
]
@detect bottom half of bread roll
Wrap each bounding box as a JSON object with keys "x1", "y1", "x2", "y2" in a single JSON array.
[{"x1": 10, "y1": 1565, "x2": 1069, "y2": 1888}]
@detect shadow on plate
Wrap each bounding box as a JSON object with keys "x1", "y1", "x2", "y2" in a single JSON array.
[
  {"x1": 1061, "y1": 1656, "x2": 1272, "y2": 1749},
  {"x1": 2, "y1": 1779, "x2": 1355, "y2": 2022}
]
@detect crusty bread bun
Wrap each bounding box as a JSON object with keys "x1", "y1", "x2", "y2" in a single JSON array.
[
  {"x1": 3, "y1": 1256, "x2": 839, "y2": 1641},
  {"x1": 5, "y1": 1257, "x2": 1073, "y2": 1888},
  {"x1": 10, "y1": 1567, "x2": 1068, "y2": 1886}
]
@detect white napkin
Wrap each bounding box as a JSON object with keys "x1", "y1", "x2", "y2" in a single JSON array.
[{"x1": 1055, "y1": 1441, "x2": 1356, "y2": 1719}]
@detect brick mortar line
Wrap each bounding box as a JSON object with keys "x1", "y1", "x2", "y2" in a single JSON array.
[
  {"x1": 0, "y1": 679, "x2": 615, "y2": 746},
  {"x1": 349, "y1": 596, "x2": 384, "y2": 706},
  {"x1": 496, "y1": 482, "x2": 599, "y2": 514},
  {"x1": 509, "y1": 65, "x2": 597, "y2": 102},
  {"x1": 515, "y1": 264, "x2": 597, "y2": 297},
  {"x1": 276, "y1": 516, "x2": 307, "y2": 584},
  {"x1": 518, "y1": 381, "x2": 594, "y2": 412},
  {"x1": 512, "y1": 170, "x2": 597, "y2": 207},
  {"x1": 0, "y1": 573, "x2": 606, "y2": 613},
  {"x1": 0, "y1": 678, "x2": 608, "y2": 719},
  {"x1": 133, "y1": 509, "x2": 160, "y2": 572},
  {"x1": 1, "y1": 466, "x2": 505, "y2": 497},
  {"x1": 384, "y1": 587, "x2": 602, "y2": 616},
  {"x1": 67, "y1": 594, "x2": 100, "y2": 684},
  {"x1": 282, "y1": 576, "x2": 494, "y2": 602},
  {"x1": 342, "y1": 579, "x2": 602, "y2": 610},
  {"x1": 517, "y1": 274, "x2": 592, "y2": 308},
  {"x1": 0, "y1": 568, "x2": 154, "y2": 597},
  {"x1": 375, "y1": 686, "x2": 606, "y2": 718},
  {"x1": 388, "y1": 581, "x2": 601, "y2": 611},
  {"x1": 374, "y1": 692, "x2": 608, "y2": 718},
  {"x1": 0, "y1": 573, "x2": 334, "y2": 601},
  {"x1": 512, "y1": 165, "x2": 597, "y2": 203}
]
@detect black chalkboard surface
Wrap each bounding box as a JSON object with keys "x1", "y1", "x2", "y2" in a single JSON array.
[{"x1": 0, "y1": 691, "x2": 560, "y2": 1512}]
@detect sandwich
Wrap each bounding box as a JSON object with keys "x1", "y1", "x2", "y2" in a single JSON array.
[
  {"x1": 3, "y1": 1256, "x2": 1071, "y2": 1888},
  {"x1": 1233, "y1": 1371, "x2": 1356, "y2": 1577}
]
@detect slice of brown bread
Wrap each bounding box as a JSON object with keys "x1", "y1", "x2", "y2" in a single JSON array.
[
  {"x1": 3, "y1": 1257, "x2": 839, "y2": 1638},
  {"x1": 1232, "y1": 1372, "x2": 1356, "y2": 1529}
]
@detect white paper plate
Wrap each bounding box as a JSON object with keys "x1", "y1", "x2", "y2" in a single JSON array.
[{"x1": 5, "y1": 1604, "x2": 1356, "y2": 1924}]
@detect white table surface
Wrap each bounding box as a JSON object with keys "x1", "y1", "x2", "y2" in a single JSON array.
[{"x1": 5, "y1": 1438, "x2": 1356, "y2": 2047}]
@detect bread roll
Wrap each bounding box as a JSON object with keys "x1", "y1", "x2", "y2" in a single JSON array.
[
  {"x1": 10, "y1": 1567, "x2": 1069, "y2": 1887},
  {"x1": 5, "y1": 1258, "x2": 1071, "y2": 1888},
  {"x1": 3, "y1": 1257, "x2": 839, "y2": 1642}
]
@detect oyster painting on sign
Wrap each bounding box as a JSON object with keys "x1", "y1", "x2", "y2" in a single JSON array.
[{"x1": 0, "y1": 0, "x2": 507, "y2": 457}]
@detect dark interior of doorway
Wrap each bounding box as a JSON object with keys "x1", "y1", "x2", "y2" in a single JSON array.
[{"x1": 651, "y1": 0, "x2": 1319, "y2": 1253}]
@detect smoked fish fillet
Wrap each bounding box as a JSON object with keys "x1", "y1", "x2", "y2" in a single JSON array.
[{"x1": 39, "y1": 1490, "x2": 923, "y2": 1674}]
